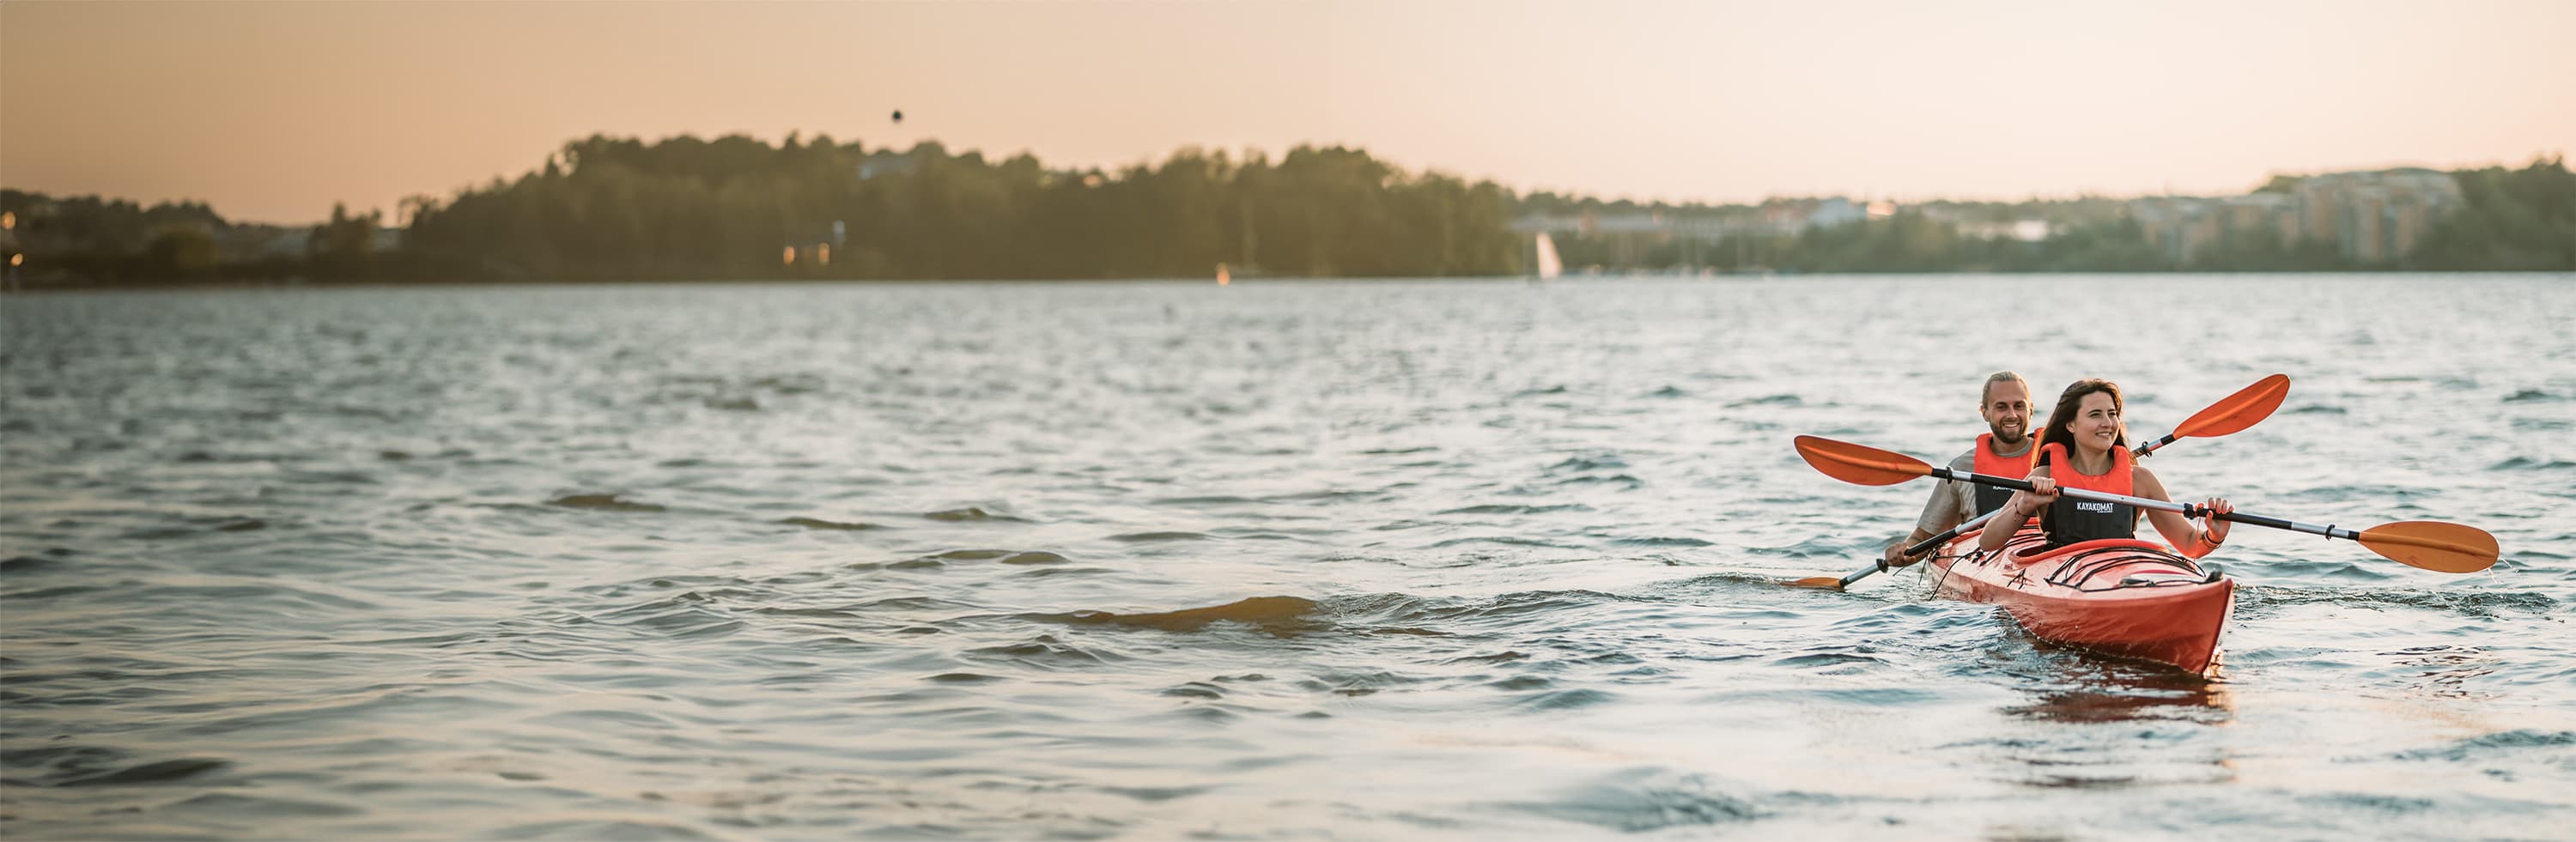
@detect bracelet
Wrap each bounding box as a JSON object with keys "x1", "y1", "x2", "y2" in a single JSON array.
[{"x1": 2202, "y1": 530, "x2": 2224, "y2": 548}]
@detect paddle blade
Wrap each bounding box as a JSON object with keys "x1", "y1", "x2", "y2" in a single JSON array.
[
  {"x1": 1794, "y1": 436, "x2": 1935, "y2": 486},
  {"x1": 2172, "y1": 373, "x2": 2290, "y2": 439},
  {"x1": 2356, "y1": 521, "x2": 2500, "y2": 573},
  {"x1": 1783, "y1": 576, "x2": 1849, "y2": 590}
]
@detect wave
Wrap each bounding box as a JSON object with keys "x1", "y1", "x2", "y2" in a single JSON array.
[
  {"x1": 0, "y1": 555, "x2": 68, "y2": 574},
  {"x1": 1549, "y1": 454, "x2": 1629, "y2": 472},
  {"x1": 1107, "y1": 530, "x2": 1212, "y2": 542},
  {"x1": 1436, "y1": 503, "x2": 1596, "y2": 515},
  {"x1": 1151, "y1": 494, "x2": 1260, "y2": 506},
  {"x1": 1609, "y1": 536, "x2": 1715, "y2": 548},
  {"x1": 56, "y1": 757, "x2": 231, "y2": 787},
  {"x1": 965, "y1": 634, "x2": 1126, "y2": 668},
  {"x1": 1497, "y1": 768, "x2": 1763, "y2": 831},
  {"x1": 848, "y1": 548, "x2": 1070, "y2": 572},
  {"x1": 921, "y1": 506, "x2": 1029, "y2": 523},
  {"x1": 546, "y1": 494, "x2": 665, "y2": 512},
  {"x1": 1, "y1": 743, "x2": 231, "y2": 788},
  {"x1": 2385, "y1": 729, "x2": 2576, "y2": 762},
  {"x1": 2239, "y1": 585, "x2": 2557, "y2": 619},
  {"x1": 1552, "y1": 473, "x2": 1643, "y2": 487},
  {"x1": 778, "y1": 517, "x2": 883, "y2": 530},
  {"x1": 1031, "y1": 596, "x2": 1321, "y2": 635}
]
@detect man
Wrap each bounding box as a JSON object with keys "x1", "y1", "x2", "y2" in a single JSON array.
[{"x1": 1883, "y1": 371, "x2": 2034, "y2": 567}]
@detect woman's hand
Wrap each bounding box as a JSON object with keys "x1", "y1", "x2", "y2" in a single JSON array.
[
  {"x1": 2201, "y1": 497, "x2": 2233, "y2": 545},
  {"x1": 2020, "y1": 471, "x2": 2058, "y2": 515}
]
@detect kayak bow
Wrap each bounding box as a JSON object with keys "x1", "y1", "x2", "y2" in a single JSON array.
[{"x1": 1927, "y1": 526, "x2": 2234, "y2": 675}]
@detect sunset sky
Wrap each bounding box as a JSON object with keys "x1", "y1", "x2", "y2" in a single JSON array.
[{"x1": 3, "y1": 0, "x2": 2569, "y2": 225}]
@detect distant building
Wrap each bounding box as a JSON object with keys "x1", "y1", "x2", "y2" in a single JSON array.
[
  {"x1": 2291, "y1": 168, "x2": 2462, "y2": 263},
  {"x1": 252, "y1": 227, "x2": 313, "y2": 257},
  {"x1": 1811, "y1": 197, "x2": 1865, "y2": 227},
  {"x1": 2220, "y1": 193, "x2": 2297, "y2": 245},
  {"x1": 2126, "y1": 167, "x2": 2461, "y2": 265}
]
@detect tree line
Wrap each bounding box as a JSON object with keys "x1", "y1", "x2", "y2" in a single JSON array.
[
  {"x1": 3, "y1": 139, "x2": 2567, "y2": 288},
  {"x1": 394, "y1": 135, "x2": 1522, "y2": 282}
]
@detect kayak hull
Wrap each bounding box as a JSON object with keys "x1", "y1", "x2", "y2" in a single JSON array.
[{"x1": 1929, "y1": 527, "x2": 2233, "y2": 675}]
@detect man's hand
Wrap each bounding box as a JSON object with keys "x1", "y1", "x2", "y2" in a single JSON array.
[{"x1": 1883, "y1": 537, "x2": 1921, "y2": 568}]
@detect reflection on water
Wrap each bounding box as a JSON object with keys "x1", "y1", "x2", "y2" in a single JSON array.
[
  {"x1": 2003, "y1": 655, "x2": 2237, "y2": 724},
  {"x1": 2378, "y1": 645, "x2": 2502, "y2": 700},
  {"x1": 1038, "y1": 594, "x2": 1325, "y2": 635}
]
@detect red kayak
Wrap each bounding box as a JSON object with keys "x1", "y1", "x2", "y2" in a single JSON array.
[{"x1": 1927, "y1": 526, "x2": 2234, "y2": 675}]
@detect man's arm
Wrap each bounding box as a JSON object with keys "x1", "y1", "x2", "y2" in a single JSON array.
[{"x1": 1884, "y1": 479, "x2": 1966, "y2": 567}]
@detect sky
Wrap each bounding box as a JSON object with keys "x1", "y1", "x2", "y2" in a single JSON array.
[{"x1": 3, "y1": 0, "x2": 2570, "y2": 225}]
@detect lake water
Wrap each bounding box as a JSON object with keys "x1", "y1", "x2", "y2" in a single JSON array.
[{"x1": 3, "y1": 275, "x2": 2572, "y2": 839}]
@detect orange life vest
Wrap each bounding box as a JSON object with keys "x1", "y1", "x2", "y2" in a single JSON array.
[
  {"x1": 1968, "y1": 433, "x2": 2036, "y2": 515},
  {"x1": 2037, "y1": 441, "x2": 2136, "y2": 546}
]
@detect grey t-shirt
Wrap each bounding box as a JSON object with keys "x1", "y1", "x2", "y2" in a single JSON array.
[
  {"x1": 1911, "y1": 442, "x2": 2034, "y2": 535},
  {"x1": 1911, "y1": 450, "x2": 1980, "y2": 536}
]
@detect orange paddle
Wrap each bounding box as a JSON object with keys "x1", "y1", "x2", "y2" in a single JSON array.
[
  {"x1": 1792, "y1": 436, "x2": 2500, "y2": 575},
  {"x1": 1789, "y1": 376, "x2": 2293, "y2": 589}
]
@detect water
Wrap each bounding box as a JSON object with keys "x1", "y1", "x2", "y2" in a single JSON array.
[{"x1": 3, "y1": 275, "x2": 2572, "y2": 840}]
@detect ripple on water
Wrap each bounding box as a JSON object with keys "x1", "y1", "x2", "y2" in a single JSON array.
[
  {"x1": 929, "y1": 548, "x2": 1071, "y2": 564},
  {"x1": 963, "y1": 635, "x2": 1124, "y2": 669},
  {"x1": 923, "y1": 506, "x2": 1030, "y2": 522},
  {"x1": 777, "y1": 516, "x2": 884, "y2": 530},
  {"x1": 2385, "y1": 729, "x2": 2576, "y2": 764},
  {"x1": 0, "y1": 554, "x2": 72, "y2": 573},
  {"x1": 1434, "y1": 503, "x2": 1595, "y2": 515},
  {"x1": 4, "y1": 748, "x2": 230, "y2": 788},
  {"x1": 2238, "y1": 585, "x2": 2558, "y2": 620},
  {"x1": 544, "y1": 494, "x2": 665, "y2": 512},
  {"x1": 1106, "y1": 530, "x2": 1212, "y2": 542},
  {"x1": 1496, "y1": 769, "x2": 1763, "y2": 832}
]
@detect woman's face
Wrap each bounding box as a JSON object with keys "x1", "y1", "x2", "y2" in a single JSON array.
[{"x1": 2069, "y1": 391, "x2": 2121, "y2": 452}]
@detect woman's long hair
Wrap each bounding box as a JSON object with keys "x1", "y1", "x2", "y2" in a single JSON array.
[{"x1": 2035, "y1": 379, "x2": 2130, "y2": 533}]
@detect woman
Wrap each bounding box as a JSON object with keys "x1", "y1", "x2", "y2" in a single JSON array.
[{"x1": 1978, "y1": 379, "x2": 2234, "y2": 556}]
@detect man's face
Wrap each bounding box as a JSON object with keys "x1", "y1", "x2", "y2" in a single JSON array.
[{"x1": 1982, "y1": 379, "x2": 2032, "y2": 445}]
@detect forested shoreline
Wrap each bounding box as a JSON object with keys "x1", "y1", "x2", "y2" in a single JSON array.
[{"x1": 3, "y1": 136, "x2": 2567, "y2": 288}]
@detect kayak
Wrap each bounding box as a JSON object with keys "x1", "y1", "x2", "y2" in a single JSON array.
[{"x1": 1926, "y1": 525, "x2": 2234, "y2": 675}]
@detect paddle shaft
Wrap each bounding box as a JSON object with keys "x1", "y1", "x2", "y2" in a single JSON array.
[
  {"x1": 1821, "y1": 512, "x2": 2001, "y2": 588},
  {"x1": 1815, "y1": 488, "x2": 2008, "y2": 589},
  {"x1": 1923, "y1": 465, "x2": 2363, "y2": 542},
  {"x1": 1900, "y1": 507, "x2": 2002, "y2": 558},
  {"x1": 2132, "y1": 433, "x2": 2186, "y2": 457},
  {"x1": 1827, "y1": 509, "x2": 2002, "y2": 587}
]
